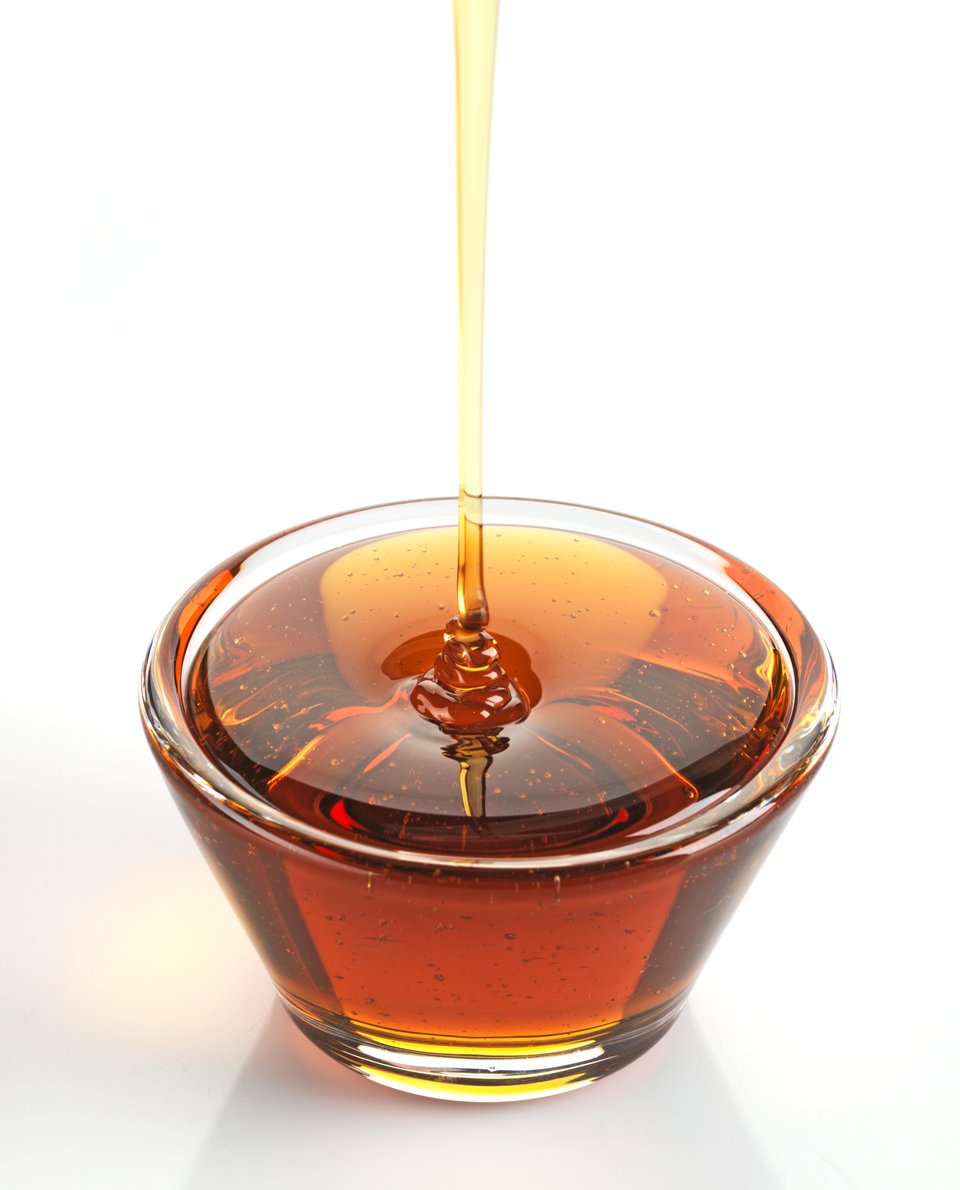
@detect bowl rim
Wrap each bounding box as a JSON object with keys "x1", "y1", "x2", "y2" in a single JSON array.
[{"x1": 140, "y1": 496, "x2": 839, "y2": 871}]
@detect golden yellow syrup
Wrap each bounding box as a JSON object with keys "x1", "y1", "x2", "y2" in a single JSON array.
[
  {"x1": 411, "y1": 1, "x2": 529, "y2": 745},
  {"x1": 453, "y1": 0, "x2": 499, "y2": 631}
]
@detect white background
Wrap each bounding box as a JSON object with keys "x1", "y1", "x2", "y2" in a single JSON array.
[{"x1": 1, "y1": 2, "x2": 957, "y2": 1187}]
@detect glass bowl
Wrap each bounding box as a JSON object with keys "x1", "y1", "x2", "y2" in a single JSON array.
[{"x1": 140, "y1": 498, "x2": 838, "y2": 1100}]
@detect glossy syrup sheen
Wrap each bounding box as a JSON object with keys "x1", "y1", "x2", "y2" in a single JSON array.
[
  {"x1": 452, "y1": 0, "x2": 498, "y2": 629},
  {"x1": 186, "y1": 524, "x2": 792, "y2": 858},
  {"x1": 159, "y1": 2, "x2": 809, "y2": 1075}
]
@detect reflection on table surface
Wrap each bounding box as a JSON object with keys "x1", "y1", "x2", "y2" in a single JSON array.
[
  {"x1": 186, "y1": 1001, "x2": 781, "y2": 1190},
  {"x1": 4, "y1": 818, "x2": 785, "y2": 1189}
]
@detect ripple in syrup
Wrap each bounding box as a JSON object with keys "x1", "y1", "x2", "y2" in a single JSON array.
[{"x1": 186, "y1": 525, "x2": 792, "y2": 856}]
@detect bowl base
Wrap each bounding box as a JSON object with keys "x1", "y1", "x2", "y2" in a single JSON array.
[{"x1": 279, "y1": 992, "x2": 686, "y2": 1101}]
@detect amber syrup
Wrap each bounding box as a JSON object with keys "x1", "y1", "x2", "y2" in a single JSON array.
[
  {"x1": 184, "y1": 524, "x2": 793, "y2": 1044},
  {"x1": 177, "y1": 1, "x2": 797, "y2": 1069}
]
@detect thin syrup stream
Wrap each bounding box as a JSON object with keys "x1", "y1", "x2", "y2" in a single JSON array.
[
  {"x1": 454, "y1": 0, "x2": 498, "y2": 631},
  {"x1": 412, "y1": 0, "x2": 529, "y2": 752}
]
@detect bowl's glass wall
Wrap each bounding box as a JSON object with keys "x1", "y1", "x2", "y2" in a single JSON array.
[
  {"x1": 160, "y1": 760, "x2": 798, "y2": 1051},
  {"x1": 141, "y1": 499, "x2": 836, "y2": 1094}
]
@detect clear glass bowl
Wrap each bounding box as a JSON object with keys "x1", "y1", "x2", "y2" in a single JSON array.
[{"x1": 141, "y1": 498, "x2": 838, "y2": 1100}]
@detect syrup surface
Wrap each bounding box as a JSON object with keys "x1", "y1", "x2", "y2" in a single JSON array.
[{"x1": 187, "y1": 524, "x2": 792, "y2": 857}]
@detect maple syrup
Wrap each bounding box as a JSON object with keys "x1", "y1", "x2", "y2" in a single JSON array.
[
  {"x1": 140, "y1": 0, "x2": 839, "y2": 1098},
  {"x1": 187, "y1": 525, "x2": 792, "y2": 856},
  {"x1": 409, "y1": 0, "x2": 533, "y2": 739},
  {"x1": 172, "y1": 515, "x2": 799, "y2": 1092}
]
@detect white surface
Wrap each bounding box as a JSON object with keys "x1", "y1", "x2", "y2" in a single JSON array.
[{"x1": 1, "y1": 2, "x2": 957, "y2": 1187}]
